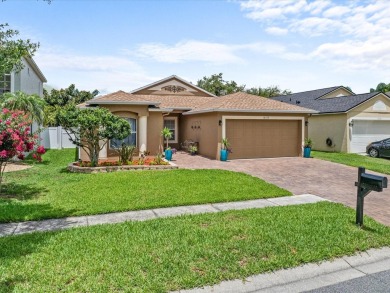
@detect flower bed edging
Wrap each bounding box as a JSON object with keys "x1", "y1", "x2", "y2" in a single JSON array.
[{"x1": 68, "y1": 162, "x2": 178, "y2": 174}]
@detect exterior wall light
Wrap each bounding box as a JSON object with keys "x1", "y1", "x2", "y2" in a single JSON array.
[
  {"x1": 349, "y1": 121, "x2": 354, "y2": 127},
  {"x1": 305, "y1": 121, "x2": 309, "y2": 126},
  {"x1": 219, "y1": 120, "x2": 222, "y2": 126}
]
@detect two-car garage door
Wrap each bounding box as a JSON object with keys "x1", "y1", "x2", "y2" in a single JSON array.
[
  {"x1": 350, "y1": 120, "x2": 390, "y2": 153},
  {"x1": 225, "y1": 119, "x2": 302, "y2": 159}
]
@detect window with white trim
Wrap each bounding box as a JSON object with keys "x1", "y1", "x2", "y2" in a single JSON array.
[
  {"x1": 110, "y1": 118, "x2": 137, "y2": 148},
  {"x1": 0, "y1": 74, "x2": 11, "y2": 94},
  {"x1": 163, "y1": 117, "x2": 178, "y2": 143}
]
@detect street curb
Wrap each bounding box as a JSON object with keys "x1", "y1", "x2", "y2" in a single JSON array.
[{"x1": 174, "y1": 247, "x2": 390, "y2": 293}]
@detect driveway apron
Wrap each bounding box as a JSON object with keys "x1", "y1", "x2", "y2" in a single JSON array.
[{"x1": 173, "y1": 153, "x2": 390, "y2": 226}]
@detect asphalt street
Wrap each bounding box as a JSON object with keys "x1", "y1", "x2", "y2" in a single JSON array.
[{"x1": 305, "y1": 269, "x2": 390, "y2": 293}]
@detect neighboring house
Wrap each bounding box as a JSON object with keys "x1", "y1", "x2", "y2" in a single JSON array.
[
  {"x1": 81, "y1": 75, "x2": 316, "y2": 160},
  {"x1": 0, "y1": 57, "x2": 70, "y2": 150},
  {"x1": 0, "y1": 56, "x2": 47, "y2": 96},
  {"x1": 1, "y1": 56, "x2": 47, "y2": 137},
  {"x1": 273, "y1": 87, "x2": 390, "y2": 153}
]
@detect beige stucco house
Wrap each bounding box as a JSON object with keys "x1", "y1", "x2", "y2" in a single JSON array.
[
  {"x1": 274, "y1": 87, "x2": 390, "y2": 153},
  {"x1": 81, "y1": 75, "x2": 316, "y2": 161}
]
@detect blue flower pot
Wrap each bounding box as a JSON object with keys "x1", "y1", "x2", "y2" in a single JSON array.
[
  {"x1": 303, "y1": 147, "x2": 311, "y2": 158},
  {"x1": 220, "y1": 149, "x2": 228, "y2": 161},
  {"x1": 165, "y1": 149, "x2": 173, "y2": 161}
]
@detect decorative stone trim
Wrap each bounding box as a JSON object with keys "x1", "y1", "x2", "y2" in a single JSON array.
[{"x1": 67, "y1": 162, "x2": 178, "y2": 174}]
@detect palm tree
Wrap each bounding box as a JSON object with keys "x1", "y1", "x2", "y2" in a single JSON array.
[
  {"x1": 0, "y1": 91, "x2": 46, "y2": 124},
  {"x1": 161, "y1": 127, "x2": 172, "y2": 150}
]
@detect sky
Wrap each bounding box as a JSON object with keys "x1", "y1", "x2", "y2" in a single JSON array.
[{"x1": 2, "y1": 0, "x2": 390, "y2": 94}]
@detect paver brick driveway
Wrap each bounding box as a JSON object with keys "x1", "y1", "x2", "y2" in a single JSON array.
[{"x1": 173, "y1": 152, "x2": 390, "y2": 226}]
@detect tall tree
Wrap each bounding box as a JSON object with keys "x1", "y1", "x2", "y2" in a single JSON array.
[
  {"x1": 0, "y1": 23, "x2": 39, "y2": 78},
  {"x1": 246, "y1": 86, "x2": 292, "y2": 98},
  {"x1": 370, "y1": 82, "x2": 390, "y2": 93},
  {"x1": 56, "y1": 106, "x2": 130, "y2": 167},
  {"x1": 43, "y1": 84, "x2": 99, "y2": 126},
  {"x1": 197, "y1": 73, "x2": 246, "y2": 96}
]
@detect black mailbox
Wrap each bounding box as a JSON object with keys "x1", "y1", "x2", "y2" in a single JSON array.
[
  {"x1": 355, "y1": 167, "x2": 388, "y2": 227},
  {"x1": 360, "y1": 173, "x2": 388, "y2": 192}
]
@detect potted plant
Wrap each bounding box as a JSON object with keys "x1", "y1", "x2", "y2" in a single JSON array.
[
  {"x1": 303, "y1": 137, "x2": 313, "y2": 158},
  {"x1": 161, "y1": 127, "x2": 173, "y2": 161},
  {"x1": 220, "y1": 138, "x2": 231, "y2": 161},
  {"x1": 189, "y1": 145, "x2": 197, "y2": 156}
]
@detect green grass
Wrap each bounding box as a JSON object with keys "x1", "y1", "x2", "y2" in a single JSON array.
[
  {"x1": 312, "y1": 151, "x2": 390, "y2": 175},
  {"x1": 1, "y1": 202, "x2": 389, "y2": 292},
  {"x1": 0, "y1": 149, "x2": 290, "y2": 223}
]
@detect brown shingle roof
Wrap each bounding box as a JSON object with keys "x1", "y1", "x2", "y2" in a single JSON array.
[
  {"x1": 86, "y1": 90, "x2": 216, "y2": 109},
  {"x1": 83, "y1": 90, "x2": 315, "y2": 114},
  {"x1": 135, "y1": 94, "x2": 216, "y2": 109},
  {"x1": 86, "y1": 91, "x2": 159, "y2": 105},
  {"x1": 184, "y1": 92, "x2": 317, "y2": 114}
]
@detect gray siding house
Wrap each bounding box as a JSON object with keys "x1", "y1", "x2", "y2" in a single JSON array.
[{"x1": 0, "y1": 56, "x2": 47, "y2": 96}]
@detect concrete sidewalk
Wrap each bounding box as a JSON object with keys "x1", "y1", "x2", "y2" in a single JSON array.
[
  {"x1": 174, "y1": 247, "x2": 390, "y2": 293},
  {"x1": 0, "y1": 194, "x2": 326, "y2": 237}
]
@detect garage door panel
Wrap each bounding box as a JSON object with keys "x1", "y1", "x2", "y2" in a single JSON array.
[
  {"x1": 351, "y1": 120, "x2": 390, "y2": 153},
  {"x1": 226, "y1": 119, "x2": 300, "y2": 159}
]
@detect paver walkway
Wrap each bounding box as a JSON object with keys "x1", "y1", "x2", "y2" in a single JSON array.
[
  {"x1": 172, "y1": 153, "x2": 390, "y2": 226},
  {"x1": 0, "y1": 194, "x2": 325, "y2": 237}
]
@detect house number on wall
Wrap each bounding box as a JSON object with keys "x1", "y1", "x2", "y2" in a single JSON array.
[{"x1": 263, "y1": 116, "x2": 270, "y2": 119}]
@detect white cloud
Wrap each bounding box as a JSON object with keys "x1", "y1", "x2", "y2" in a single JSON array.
[
  {"x1": 289, "y1": 17, "x2": 347, "y2": 36},
  {"x1": 241, "y1": 0, "x2": 307, "y2": 19},
  {"x1": 134, "y1": 40, "x2": 286, "y2": 64},
  {"x1": 240, "y1": 0, "x2": 390, "y2": 38},
  {"x1": 322, "y1": 6, "x2": 350, "y2": 18},
  {"x1": 311, "y1": 37, "x2": 390, "y2": 70},
  {"x1": 34, "y1": 49, "x2": 156, "y2": 93},
  {"x1": 36, "y1": 52, "x2": 142, "y2": 72},
  {"x1": 306, "y1": 0, "x2": 332, "y2": 15},
  {"x1": 136, "y1": 40, "x2": 244, "y2": 64},
  {"x1": 239, "y1": 0, "x2": 390, "y2": 71},
  {"x1": 265, "y1": 26, "x2": 289, "y2": 35}
]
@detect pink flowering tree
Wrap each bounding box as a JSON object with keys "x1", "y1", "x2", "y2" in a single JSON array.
[{"x1": 0, "y1": 108, "x2": 45, "y2": 192}]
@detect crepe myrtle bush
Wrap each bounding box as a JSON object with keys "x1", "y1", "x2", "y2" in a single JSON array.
[
  {"x1": 57, "y1": 106, "x2": 130, "y2": 167},
  {"x1": 0, "y1": 108, "x2": 45, "y2": 191}
]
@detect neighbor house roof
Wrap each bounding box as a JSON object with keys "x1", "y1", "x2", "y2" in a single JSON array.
[
  {"x1": 183, "y1": 92, "x2": 317, "y2": 115},
  {"x1": 272, "y1": 87, "x2": 383, "y2": 114},
  {"x1": 86, "y1": 90, "x2": 216, "y2": 109}
]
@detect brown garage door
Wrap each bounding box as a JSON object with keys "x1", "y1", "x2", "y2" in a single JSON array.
[{"x1": 226, "y1": 119, "x2": 301, "y2": 159}]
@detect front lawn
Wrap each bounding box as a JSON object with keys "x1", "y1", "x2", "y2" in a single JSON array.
[
  {"x1": 1, "y1": 202, "x2": 389, "y2": 292},
  {"x1": 0, "y1": 149, "x2": 290, "y2": 223},
  {"x1": 312, "y1": 151, "x2": 390, "y2": 175}
]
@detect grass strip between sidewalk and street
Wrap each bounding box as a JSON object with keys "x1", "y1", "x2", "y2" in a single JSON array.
[{"x1": 1, "y1": 201, "x2": 390, "y2": 292}]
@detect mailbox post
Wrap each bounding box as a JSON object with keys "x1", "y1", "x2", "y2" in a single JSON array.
[{"x1": 355, "y1": 167, "x2": 387, "y2": 227}]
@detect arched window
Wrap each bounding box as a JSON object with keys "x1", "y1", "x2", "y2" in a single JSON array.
[{"x1": 110, "y1": 118, "x2": 137, "y2": 148}]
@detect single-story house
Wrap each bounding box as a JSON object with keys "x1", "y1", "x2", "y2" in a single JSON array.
[
  {"x1": 81, "y1": 75, "x2": 316, "y2": 160},
  {"x1": 273, "y1": 87, "x2": 390, "y2": 153}
]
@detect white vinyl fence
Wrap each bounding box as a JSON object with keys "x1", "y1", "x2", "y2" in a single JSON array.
[{"x1": 40, "y1": 126, "x2": 76, "y2": 149}]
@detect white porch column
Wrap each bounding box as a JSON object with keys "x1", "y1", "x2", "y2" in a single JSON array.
[
  {"x1": 99, "y1": 140, "x2": 108, "y2": 159},
  {"x1": 139, "y1": 116, "x2": 148, "y2": 153}
]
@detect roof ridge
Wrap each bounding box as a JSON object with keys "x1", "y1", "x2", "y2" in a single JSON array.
[{"x1": 279, "y1": 86, "x2": 342, "y2": 97}]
